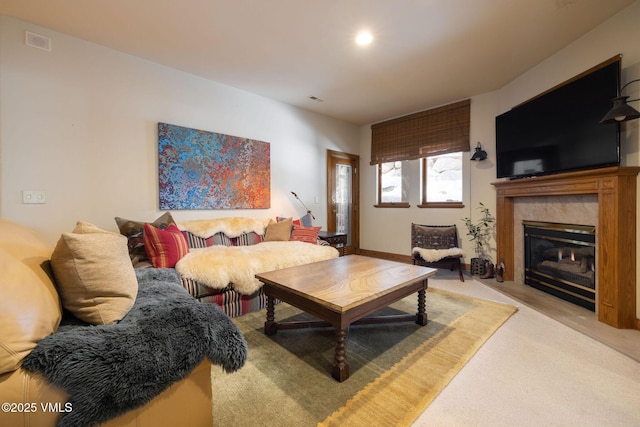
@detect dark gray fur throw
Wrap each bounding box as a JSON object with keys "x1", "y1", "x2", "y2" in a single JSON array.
[{"x1": 22, "y1": 268, "x2": 247, "y2": 427}]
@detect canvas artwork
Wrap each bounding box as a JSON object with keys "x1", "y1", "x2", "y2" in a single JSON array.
[{"x1": 158, "y1": 122, "x2": 270, "y2": 209}]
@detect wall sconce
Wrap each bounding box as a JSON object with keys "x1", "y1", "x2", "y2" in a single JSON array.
[
  {"x1": 470, "y1": 142, "x2": 487, "y2": 161},
  {"x1": 600, "y1": 79, "x2": 640, "y2": 123}
]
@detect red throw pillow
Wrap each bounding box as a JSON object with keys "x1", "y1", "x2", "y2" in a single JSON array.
[
  {"x1": 143, "y1": 223, "x2": 189, "y2": 268},
  {"x1": 290, "y1": 224, "x2": 321, "y2": 244}
]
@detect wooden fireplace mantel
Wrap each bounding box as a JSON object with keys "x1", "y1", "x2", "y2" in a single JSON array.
[{"x1": 492, "y1": 166, "x2": 640, "y2": 328}]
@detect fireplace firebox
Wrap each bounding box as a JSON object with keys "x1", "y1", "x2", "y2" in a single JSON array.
[{"x1": 524, "y1": 221, "x2": 596, "y2": 311}]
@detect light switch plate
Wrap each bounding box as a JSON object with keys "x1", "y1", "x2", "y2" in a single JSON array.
[{"x1": 22, "y1": 190, "x2": 46, "y2": 204}]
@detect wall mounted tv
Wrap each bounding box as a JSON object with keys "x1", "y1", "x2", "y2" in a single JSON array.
[{"x1": 496, "y1": 56, "x2": 621, "y2": 179}]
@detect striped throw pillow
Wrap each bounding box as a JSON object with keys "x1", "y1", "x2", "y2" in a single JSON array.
[
  {"x1": 290, "y1": 224, "x2": 321, "y2": 244},
  {"x1": 143, "y1": 223, "x2": 189, "y2": 268}
]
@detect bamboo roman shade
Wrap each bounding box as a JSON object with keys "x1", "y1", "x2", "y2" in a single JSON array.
[{"x1": 370, "y1": 99, "x2": 471, "y2": 165}]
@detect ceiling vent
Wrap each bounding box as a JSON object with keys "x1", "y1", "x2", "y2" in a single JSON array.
[{"x1": 25, "y1": 31, "x2": 51, "y2": 52}]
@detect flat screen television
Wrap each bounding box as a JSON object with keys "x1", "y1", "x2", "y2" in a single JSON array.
[{"x1": 496, "y1": 57, "x2": 621, "y2": 179}]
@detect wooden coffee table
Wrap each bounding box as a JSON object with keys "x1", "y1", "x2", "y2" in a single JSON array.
[{"x1": 255, "y1": 255, "x2": 437, "y2": 382}]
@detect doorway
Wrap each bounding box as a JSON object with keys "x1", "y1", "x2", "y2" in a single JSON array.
[{"x1": 326, "y1": 150, "x2": 359, "y2": 255}]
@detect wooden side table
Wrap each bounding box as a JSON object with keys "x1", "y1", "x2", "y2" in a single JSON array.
[{"x1": 318, "y1": 231, "x2": 347, "y2": 256}]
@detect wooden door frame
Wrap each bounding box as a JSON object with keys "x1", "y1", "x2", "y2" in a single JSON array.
[{"x1": 326, "y1": 149, "x2": 360, "y2": 254}]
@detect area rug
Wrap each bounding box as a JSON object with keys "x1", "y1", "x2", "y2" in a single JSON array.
[{"x1": 211, "y1": 285, "x2": 517, "y2": 427}]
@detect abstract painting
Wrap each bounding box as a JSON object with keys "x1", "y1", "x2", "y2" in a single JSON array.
[{"x1": 158, "y1": 122, "x2": 270, "y2": 209}]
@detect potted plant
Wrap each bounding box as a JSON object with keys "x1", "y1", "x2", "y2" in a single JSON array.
[{"x1": 462, "y1": 202, "x2": 496, "y2": 275}]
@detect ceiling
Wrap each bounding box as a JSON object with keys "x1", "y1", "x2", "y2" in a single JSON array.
[{"x1": 0, "y1": 0, "x2": 635, "y2": 125}]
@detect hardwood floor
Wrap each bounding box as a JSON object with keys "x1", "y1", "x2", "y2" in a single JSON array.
[{"x1": 469, "y1": 273, "x2": 640, "y2": 362}]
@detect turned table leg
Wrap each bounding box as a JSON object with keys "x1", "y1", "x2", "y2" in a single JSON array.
[
  {"x1": 332, "y1": 328, "x2": 350, "y2": 382},
  {"x1": 264, "y1": 295, "x2": 278, "y2": 335},
  {"x1": 415, "y1": 287, "x2": 428, "y2": 326}
]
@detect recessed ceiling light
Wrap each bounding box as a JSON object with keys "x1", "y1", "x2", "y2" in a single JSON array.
[{"x1": 355, "y1": 31, "x2": 373, "y2": 46}]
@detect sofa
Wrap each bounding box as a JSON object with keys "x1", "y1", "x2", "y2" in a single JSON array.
[
  {"x1": 0, "y1": 218, "x2": 247, "y2": 427},
  {"x1": 116, "y1": 214, "x2": 340, "y2": 317}
]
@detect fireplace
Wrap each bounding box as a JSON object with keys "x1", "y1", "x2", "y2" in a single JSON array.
[
  {"x1": 524, "y1": 221, "x2": 596, "y2": 311},
  {"x1": 493, "y1": 167, "x2": 640, "y2": 328}
]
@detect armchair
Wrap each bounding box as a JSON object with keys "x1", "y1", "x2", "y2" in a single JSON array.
[{"x1": 411, "y1": 224, "x2": 465, "y2": 282}]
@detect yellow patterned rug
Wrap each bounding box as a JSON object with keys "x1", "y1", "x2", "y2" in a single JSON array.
[{"x1": 211, "y1": 286, "x2": 517, "y2": 427}]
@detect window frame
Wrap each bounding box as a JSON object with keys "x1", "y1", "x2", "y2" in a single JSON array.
[
  {"x1": 418, "y1": 156, "x2": 464, "y2": 209},
  {"x1": 374, "y1": 163, "x2": 410, "y2": 208}
]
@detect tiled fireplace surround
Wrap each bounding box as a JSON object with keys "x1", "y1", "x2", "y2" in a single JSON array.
[
  {"x1": 493, "y1": 166, "x2": 640, "y2": 329},
  {"x1": 513, "y1": 195, "x2": 598, "y2": 286}
]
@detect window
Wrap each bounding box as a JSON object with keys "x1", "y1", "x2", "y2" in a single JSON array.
[
  {"x1": 370, "y1": 100, "x2": 471, "y2": 164},
  {"x1": 369, "y1": 99, "x2": 470, "y2": 209},
  {"x1": 375, "y1": 161, "x2": 409, "y2": 207},
  {"x1": 420, "y1": 152, "x2": 463, "y2": 208}
]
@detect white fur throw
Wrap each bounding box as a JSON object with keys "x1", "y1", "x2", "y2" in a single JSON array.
[
  {"x1": 175, "y1": 241, "x2": 339, "y2": 294},
  {"x1": 176, "y1": 217, "x2": 272, "y2": 239},
  {"x1": 412, "y1": 247, "x2": 464, "y2": 262}
]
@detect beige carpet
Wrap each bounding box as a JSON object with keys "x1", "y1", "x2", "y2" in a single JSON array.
[
  {"x1": 211, "y1": 287, "x2": 517, "y2": 427},
  {"x1": 414, "y1": 275, "x2": 640, "y2": 426}
]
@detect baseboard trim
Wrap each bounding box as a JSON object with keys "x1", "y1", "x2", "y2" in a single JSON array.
[
  {"x1": 358, "y1": 249, "x2": 412, "y2": 264},
  {"x1": 358, "y1": 249, "x2": 471, "y2": 271},
  {"x1": 636, "y1": 318, "x2": 640, "y2": 331}
]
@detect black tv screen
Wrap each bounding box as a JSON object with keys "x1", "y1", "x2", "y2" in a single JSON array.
[{"x1": 496, "y1": 58, "x2": 620, "y2": 179}]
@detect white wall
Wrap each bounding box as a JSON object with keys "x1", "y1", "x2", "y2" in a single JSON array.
[{"x1": 0, "y1": 16, "x2": 360, "y2": 244}]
